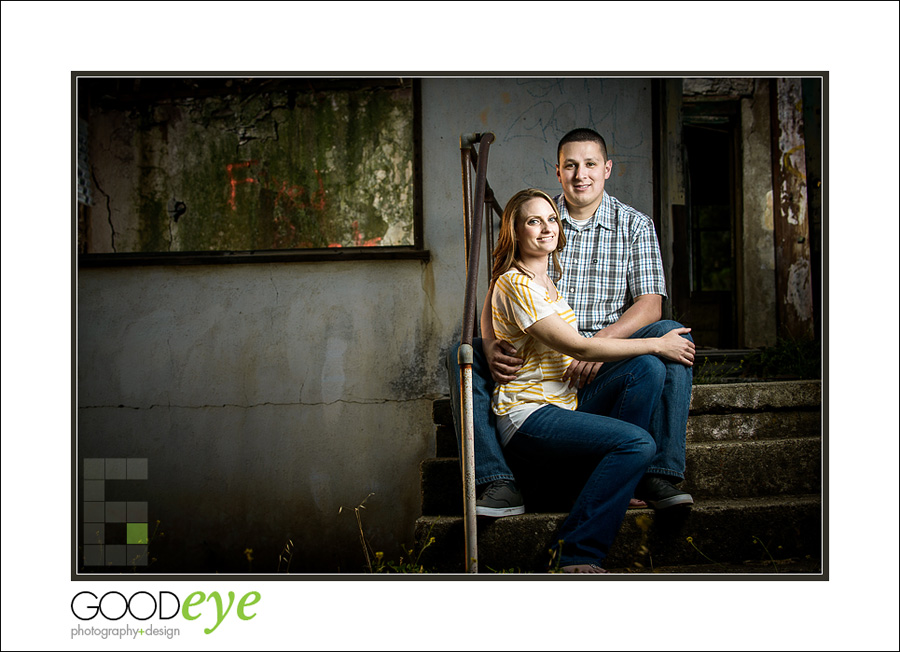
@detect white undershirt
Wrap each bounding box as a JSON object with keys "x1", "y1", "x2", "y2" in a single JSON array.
[
  {"x1": 498, "y1": 404, "x2": 547, "y2": 446},
  {"x1": 569, "y1": 215, "x2": 592, "y2": 229}
]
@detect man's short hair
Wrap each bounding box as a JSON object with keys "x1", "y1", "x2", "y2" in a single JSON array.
[{"x1": 557, "y1": 128, "x2": 609, "y2": 163}]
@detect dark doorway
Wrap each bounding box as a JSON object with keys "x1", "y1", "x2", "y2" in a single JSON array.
[{"x1": 679, "y1": 102, "x2": 742, "y2": 349}]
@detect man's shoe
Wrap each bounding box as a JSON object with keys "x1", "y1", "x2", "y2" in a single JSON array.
[
  {"x1": 635, "y1": 476, "x2": 693, "y2": 510},
  {"x1": 475, "y1": 480, "x2": 525, "y2": 517}
]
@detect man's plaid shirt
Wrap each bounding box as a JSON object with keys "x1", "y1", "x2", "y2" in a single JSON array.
[{"x1": 550, "y1": 192, "x2": 667, "y2": 337}]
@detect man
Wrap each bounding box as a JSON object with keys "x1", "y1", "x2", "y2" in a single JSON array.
[{"x1": 448, "y1": 127, "x2": 693, "y2": 516}]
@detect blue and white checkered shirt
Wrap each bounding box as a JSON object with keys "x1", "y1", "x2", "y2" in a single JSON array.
[{"x1": 550, "y1": 192, "x2": 667, "y2": 337}]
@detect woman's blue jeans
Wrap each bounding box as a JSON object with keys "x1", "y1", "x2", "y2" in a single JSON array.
[
  {"x1": 508, "y1": 405, "x2": 656, "y2": 566},
  {"x1": 445, "y1": 320, "x2": 692, "y2": 485}
]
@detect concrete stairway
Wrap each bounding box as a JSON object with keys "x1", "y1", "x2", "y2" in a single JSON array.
[{"x1": 414, "y1": 379, "x2": 822, "y2": 574}]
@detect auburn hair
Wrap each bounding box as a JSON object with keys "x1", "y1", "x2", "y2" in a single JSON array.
[{"x1": 490, "y1": 188, "x2": 566, "y2": 287}]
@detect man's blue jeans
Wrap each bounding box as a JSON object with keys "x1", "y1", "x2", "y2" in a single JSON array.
[
  {"x1": 509, "y1": 405, "x2": 656, "y2": 565},
  {"x1": 445, "y1": 320, "x2": 693, "y2": 486}
]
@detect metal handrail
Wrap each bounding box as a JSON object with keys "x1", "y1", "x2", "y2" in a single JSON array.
[{"x1": 457, "y1": 132, "x2": 503, "y2": 573}]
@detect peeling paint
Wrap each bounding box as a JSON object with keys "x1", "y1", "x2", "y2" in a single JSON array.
[
  {"x1": 782, "y1": 144, "x2": 807, "y2": 181},
  {"x1": 772, "y1": 78, "x2": 814, "y2": 339},
  {"x1": 786, "y1": 259, "x2": 812, "y2": 320},
  {"x1": 683, "y1": 78, "x2": 755, "y2": 97},
  {"x1": 86, "y1": 82, "x2": 415, "y2": 253}
]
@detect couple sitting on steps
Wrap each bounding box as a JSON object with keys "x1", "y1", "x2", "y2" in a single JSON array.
[{"x1": 447, "y1": 128, "x2": 695, "y2": 574}]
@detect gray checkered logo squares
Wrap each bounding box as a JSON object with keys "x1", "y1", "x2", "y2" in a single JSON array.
[{"x1": 82, "y1": 458, "x2": 149, "y2": 568}]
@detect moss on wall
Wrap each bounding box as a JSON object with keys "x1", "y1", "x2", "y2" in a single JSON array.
[{"x1": 88, "y1": 81, "x2": 414, "y2": 253}]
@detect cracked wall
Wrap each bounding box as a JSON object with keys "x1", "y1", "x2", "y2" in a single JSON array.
[
  {"x1": 78, "y1": 261, "x2": 438, "y2": 572},
  {"x1": 84, "y1": 81, "x2": 414, "y2": 253}
]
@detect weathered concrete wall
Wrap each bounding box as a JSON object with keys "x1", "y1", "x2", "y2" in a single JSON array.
[
  {"x1": 87, "y1": 83, "x2": 414, "y2": 252},
  {"x1": 741, "y1": 81, "x2": 778, "y2": 348},
  {"x1": 772, "y1": 78, "x2": 815, "y2": 340},
  {"x1": 78, "y1": 261, "x2": 442, "y2": 572},
  {"x1": 77, "y1": 77, "x2": 653, "y2": 573}
]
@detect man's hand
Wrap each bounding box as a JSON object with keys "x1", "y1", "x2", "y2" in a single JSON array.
[
  {"x1": 483, "y1": 339, "x2": 524, "y2": 384},
  {"x1": 563, "y1": 359, "x2": 603, "y2": 389},
  {"x1": 562, "y1": 327, "x2": 612, "y2": 389}
]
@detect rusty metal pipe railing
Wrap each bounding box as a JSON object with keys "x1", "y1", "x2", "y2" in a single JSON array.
[
  {"x1": 484, "y1": 187, "x2": 495, "y2": 285},
  {"x1": 457, "y1": 132, "x2": 496, "y2": 573},
  {"x1": 460, "y1": 142, "x2": 473, "y2": 274},
  {"x1": 467, "y1": 147, "x2": 505, "y2": 218},
  {"x1": 461, "y1": 133, "x2": 492, "y2": 344}
]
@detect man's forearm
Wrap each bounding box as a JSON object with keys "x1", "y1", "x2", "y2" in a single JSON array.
[{"x1": 593, "y1": 294, "x2": 662, "y2": 340}]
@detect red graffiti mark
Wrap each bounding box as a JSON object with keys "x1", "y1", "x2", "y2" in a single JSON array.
[
  {"x1": 226, "y1": 161, "x2": 258, "y2": 211},
  {"x1": 226, "y1": 162, "x2": 326, "y2": 214},
  {"x1": 270, "y1": 170, "x2": 326, "y2": 213},
  {"x1": 223, "y1": 162, "x2": 387, "y2": 248},
  {"x1": 351, "y1": 221, "x2": 383, "y2": 247}
]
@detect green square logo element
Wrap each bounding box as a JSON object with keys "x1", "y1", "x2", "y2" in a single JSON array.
[{"x1": 126, "y1": 522, "x2": 148, "y2": 545}]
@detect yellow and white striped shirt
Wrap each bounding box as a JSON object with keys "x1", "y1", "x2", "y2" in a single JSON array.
[{"x1": 491, "y1": 270, "x2": 580, "y2": 445}]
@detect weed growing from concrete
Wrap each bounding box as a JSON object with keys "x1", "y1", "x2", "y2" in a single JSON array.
[
  {"x1": 752, "y1": 535, "x2": 779, "y2": 572},
  {"x1": 744, "y1": 337, "x2": 820, "y2": 380},
  {"x1": 339, "y1": 492, "x2": 376, "y2": 572},
  {"x1": 277, "y1": 539, "x2": 295, "y2": 573},
  {"x1": 546, "y1": 539, "x2": 565, "y2": 573},
  {"x1": 341, "y1": 493, "x2": 439, "y2": 573},
  {"x1": 372, "y1": 529, "x2": 436, "y2": 573},
  {"x1": 693, "y1": 355, "x2": 744, "y2": 385},
  {"x1": 685, "y1": 536, "x2": 727, "y2": 569},
  {"x1": 630, "y1": 514, "x2": 654, "y2": 571}
]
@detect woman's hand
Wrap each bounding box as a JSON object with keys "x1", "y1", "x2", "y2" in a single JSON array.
[
  {"x1": 482, "y1": 339, "x2": 524, "y2": 383},
  {"x1": 657, "y1": 328, "x2": 695, "y2": 366}
]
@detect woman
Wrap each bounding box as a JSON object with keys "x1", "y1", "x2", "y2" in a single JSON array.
[{"x1": 486, "y1": 188, "x2": 695, "y2": 573}]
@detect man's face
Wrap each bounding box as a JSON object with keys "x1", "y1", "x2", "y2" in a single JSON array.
[{"x1": 556, "y1": 140, "x2": 613, "y2": 217}]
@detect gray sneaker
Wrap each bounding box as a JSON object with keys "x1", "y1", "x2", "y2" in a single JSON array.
[{"x1": 476, "y1": 480, "x2": 525, "y2": 517}]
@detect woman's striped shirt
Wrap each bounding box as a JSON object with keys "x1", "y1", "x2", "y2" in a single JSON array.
[{"x1": 491, "y1": 270, "x2": 580, "y2": 445}]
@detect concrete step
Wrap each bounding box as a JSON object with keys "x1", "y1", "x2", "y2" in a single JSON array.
[
  {"x1": 420, "y1": 380, "x2": 822, "y2": 573},
  {"x1": 414, "y1": 494, "x2": 821, "y2": 574},
  {"x1": 434, "y1": 380, "x2": 821, "y2": 424},
  {"x1": 434, "y1": 407, "x2": 820, "y2": 457},
  {"x1": 433, "y1": 380, "x2": 821, "y2": 455},
  {"x1": 420, "y1": 436, "x2": 820, "y2": 516},
  {"x1": 688, "y1": 380, "x2": 821, "y2": 413},
  {"x1": 686, "y1": 410, "x2": 820, "y2": 442}
]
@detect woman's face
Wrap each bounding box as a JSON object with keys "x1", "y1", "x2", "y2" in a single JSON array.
[{"x1": 514, "y1": 197, "x2": 559, "y2": 261}]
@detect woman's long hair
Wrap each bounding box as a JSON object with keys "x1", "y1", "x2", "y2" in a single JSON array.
[{"x1": 490, "y1": 188, "x2": 566, "y2": 287}]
